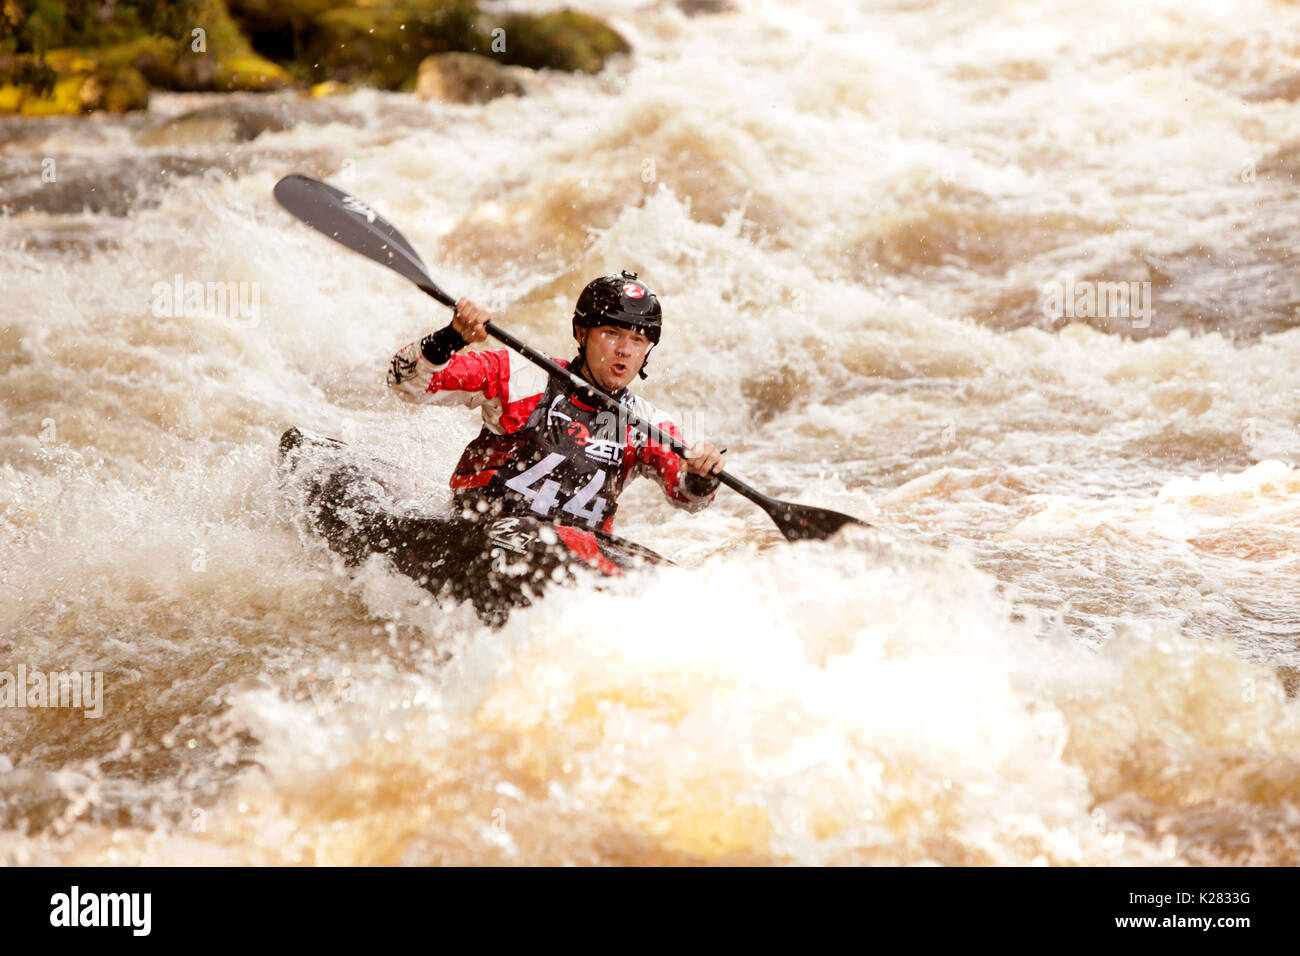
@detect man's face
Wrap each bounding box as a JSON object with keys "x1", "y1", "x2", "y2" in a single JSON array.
[{"x1": 576, "y1": 324, "x2": 652, "y2": 392}]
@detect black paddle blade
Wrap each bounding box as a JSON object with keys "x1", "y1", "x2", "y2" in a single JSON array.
[
  {"x1": 716, "y1": 471, "x2": 869, "y2": 541},
  {"x1": 273, "y1": 173, "x2": 457, "y2": 309},
  {"x1": 768, "y1": 500, "x2": 870, "y2": 542}
]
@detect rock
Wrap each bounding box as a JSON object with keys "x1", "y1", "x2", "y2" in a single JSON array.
[
  {"x1": 494, "y1": 9, "x2": 629, "y2": 74},
  {"x1": 414, "y1": 52, "x2": 525, "y2": 104},
  {"x1": 92, "y1": 36, "x2": 184, "y2": 87},
  {"x1": 676, "y1": 0, "x2": 738, "y2": 14},
  {"x1": 76, "y1": 36, "x2": 214, "y2": 92},
  {"x1": 0, "y1": 55, "x2": 48, "y2": 114},
  {"x1": 0, "y1": 53, "x2": 148, "y2": 115},
  {"x1": 3, "y1": 0, "x2": 293, "y2": 99},
  {"x1": 174, "y1": 51, "x2": 220, "y2": 91},
  {"x1": 3, "y1": 0, "x2": 292, "y2": 92},
  {"x1": 215, "y1": 53, "x2": 295, "y2": 91},
  {"x1": 137, "y1": 99, "x2": 296, "y2": 147},
  {"x1": 309, "y1": 80, "x2": 353, "y2": 98},
  {"x1": 78, "y1": 66, "x2": 151, "y2": 113},
  {"x1": 304, "y1": 2, "x2": 482, "y2": 90},
  {"x1": 0, "y1": 54, "x2": 57, "y2": 96},
  {"x1": 4, "y1": 71, "x2": 149, "y2": 116},
  {"x1": 44, "y1": 36, "x2": 215, "y2": 93},
  {"x1": 2, "y1": 0, "x2": 630, "y2": 109},
  {"x1": 5, "y1": 75, "x2": 82, "y2": 115}
]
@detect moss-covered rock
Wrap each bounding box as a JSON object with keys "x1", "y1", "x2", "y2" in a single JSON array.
[
  {"x1": 43, "y1": 36, "x2": 212, "y2": 90},
  {"x1": 214, "y1": 52, "x2": 292, "y2": 90},
  {"x1": 492, "y1": 10, "x2": 629, "y2": 74},
  {"x1": 2, "y1": 0, "x2": 294, "y2": 103},
  {"x1": 308, "y1": 79, "x2": 353, "y2": 97},
  {"x1": 414, "y1": 51, "x2": 524, "y2": 103},
  {"x1": 0, "y1": 53, "x2": 56, "y2": 95},
  {"x1": 1, "y1": 53, "x2": 64, "y2": 114},
  {"x1": 2, "y1": 0, "x2": 631, "y2": 112},
  {"x1": 0, "y1": 61, "x2": 149, "y2": 115},
  {"x1": 77, "y1": 65, "x2": 151, "y2": 112},
  {"x1": 94, "y1": 35, "x2": 184, "y2": 87},
  {"x1": 48, "y1": 36, "x2": 192, "y2": 91},
  {"x1": 304, "y1": 2, "x2": 481, "y2": 90},
  {"x1": 12, "y1": 74, "x2": 84, "y2": 115},
  {"x1": 2, "y1": 0, "x2": 198, "y2": 55},
  {"x1": 186, "y1": 0, "x2": 296, "y2": 90}
]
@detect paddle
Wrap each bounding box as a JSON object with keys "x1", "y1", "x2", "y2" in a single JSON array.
[{"x1": 273, "y1": 173, "x2": 869, "y2": 542}]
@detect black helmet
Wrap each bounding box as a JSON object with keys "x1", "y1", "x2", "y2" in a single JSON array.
[{"x1": 572, "y1": 270, "x2": 662, "y2": 344}]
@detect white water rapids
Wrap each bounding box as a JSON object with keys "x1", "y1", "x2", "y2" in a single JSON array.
[{"x1": 3, "y1": 0, "x2": 1300, "y2": 864}]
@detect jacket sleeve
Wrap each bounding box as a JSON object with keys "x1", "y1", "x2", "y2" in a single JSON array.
[
  {"x1": 628, "y1": 399, "x2": 719, "y2": 513},
  {"x1": 387, "y1": 336, "x2": 512, "y2": 414}
]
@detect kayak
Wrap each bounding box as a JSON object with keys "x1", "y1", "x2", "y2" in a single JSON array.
[{"x1": 277, "y1": 427, "x2": 671, "y2": 624}]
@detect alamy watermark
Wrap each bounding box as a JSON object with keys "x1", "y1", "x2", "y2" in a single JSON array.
[
  {"x1": 1042, "y1": 276, "x2": 1152, "y2": 329},
  {"x1": 151, "y1": 273, "x2": 261, "y2": 328},
  {"x1": 50, "y1": 886, "x2": 150, "y2": 935},
  {"x1": 0, "y1": 665, "x2": 104, "y2": 718}
]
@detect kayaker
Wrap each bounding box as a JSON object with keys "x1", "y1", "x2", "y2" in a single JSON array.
[{"x1": 386, "y1": 271, "x2": 726, "y2": 533}]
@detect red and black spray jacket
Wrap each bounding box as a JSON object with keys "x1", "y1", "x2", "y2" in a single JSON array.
[{"x1": 387, "y1": 334, "x2": 718, "y2": 533}]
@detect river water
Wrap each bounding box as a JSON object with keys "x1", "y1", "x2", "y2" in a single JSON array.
[{"x1": 3, "y1": 0, "x2": 1300, "y2": 865}]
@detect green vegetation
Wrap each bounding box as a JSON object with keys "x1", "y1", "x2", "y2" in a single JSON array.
[
  {"x1": 305, "y1": 2, "x2": 479, "y2": 90},
  {"x1": 0, "y1": 0, "x2": 630, "y2": 114},
  {"x1": 493, "y1": 10, "x2": 630, "y2": 75}
]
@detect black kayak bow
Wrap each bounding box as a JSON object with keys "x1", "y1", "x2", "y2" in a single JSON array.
[{"x1": 273, "y1": 173, "x2": 869, "y2": 542}]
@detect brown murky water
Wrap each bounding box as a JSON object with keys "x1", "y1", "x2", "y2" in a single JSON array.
[{"x1": 3, "y1": 0, "x2": 1300, "y2": 865}]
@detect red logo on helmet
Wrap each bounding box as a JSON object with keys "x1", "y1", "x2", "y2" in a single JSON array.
[{"x1": 622, "y1": 282, "x2": 645, "y2": 298}]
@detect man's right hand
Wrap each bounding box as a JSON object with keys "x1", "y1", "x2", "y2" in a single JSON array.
[{"x1": 451, "y1": 298, "x2": 491, "y2": 343}]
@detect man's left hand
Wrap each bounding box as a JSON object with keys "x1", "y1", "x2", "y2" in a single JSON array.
[{"x1": 684, "y1": 441, "x2": 726, "y2": 477}]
